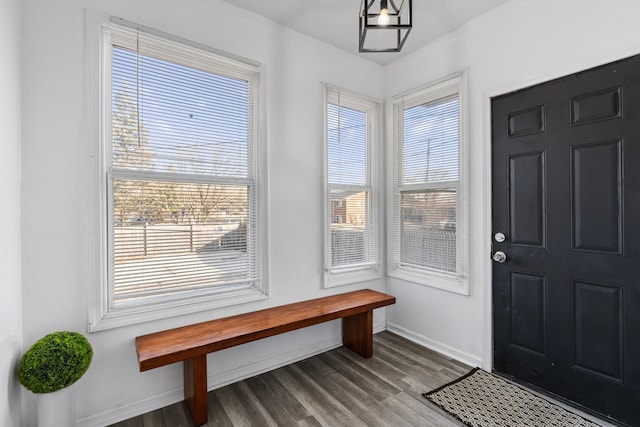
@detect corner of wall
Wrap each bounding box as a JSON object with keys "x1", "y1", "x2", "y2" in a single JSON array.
[{"x1": 0, "y1": 0, "x2": 23, "y2": 425}]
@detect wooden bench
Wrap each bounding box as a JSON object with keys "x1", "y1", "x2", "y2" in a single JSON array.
[{"x1": 135, "y1": 289, "x2": 396, "y2": 426}]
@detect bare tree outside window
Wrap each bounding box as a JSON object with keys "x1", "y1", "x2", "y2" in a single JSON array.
[{"x1": 108, "y1": 41, "x2": 257, "y2": 305}]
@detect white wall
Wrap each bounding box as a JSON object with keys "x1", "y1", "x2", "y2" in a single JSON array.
[
  {"x1": 21, "y1": 0, "x2": 640, "y2": 424},
  {"x1": 20, "y1": 0, "x2": 384, "y2": 425},
  {"x1": 385, "y1": 0, "x2": 640, "y2": 369},
  {"x1": 0, "y1": 0, "x2": 23, "y2": 425}
]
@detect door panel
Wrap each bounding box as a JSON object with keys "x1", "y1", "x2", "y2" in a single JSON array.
[
  {"x1": 510, "y1": 272, "x2": 546, "y2": 355},
  {"x1": 492, "y1": 54, "x2": 640, "y2": 426},
  {"x1": 573, "y1": 281, "x2": 623, "y2": 381},
  {"x1": 570, "y1": 87, "x2": 621, "y2": 126},
  {"x1": 571, "y1": 140, "x2": 622, "y2": 253},
  {"x1": 509, "y1": 152, "x2": 546, "y2": 247}
]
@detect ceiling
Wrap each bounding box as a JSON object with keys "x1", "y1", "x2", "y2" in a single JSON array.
[{"x1": 217, "y1": 0, "x2": 512, "y2": 65}]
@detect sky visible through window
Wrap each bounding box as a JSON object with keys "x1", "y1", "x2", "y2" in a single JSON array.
[
  {"x1": 403, "y1": 96, "x2": 459, "y2": 185},
  {"x1": 112, "y1": 46, "x2": 250, "y2": 178},
  {"x1": 327, "y1": 103, "x2": 367, "y2": 186}
]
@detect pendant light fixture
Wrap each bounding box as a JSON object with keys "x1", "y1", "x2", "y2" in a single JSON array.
[{"x1": 359, "y1": 0, "x2": 412, "y2": 53}]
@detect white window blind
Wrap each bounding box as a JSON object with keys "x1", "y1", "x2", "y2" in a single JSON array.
[
  {"x1": 102, "y1": 23, "x2": 264, "y2": 317},
  {"x1": 324, "y1": 85, "x2": 380, "y2": 286},
  {"x1": 391, "y1": 74, "x2": 468, "y2": 293}
]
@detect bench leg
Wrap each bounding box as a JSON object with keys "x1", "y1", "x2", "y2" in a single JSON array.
[
  {"x1": 342, "y1": 310, "x2": 373, "y2": 358},
  {"x1": 184, "y1": 355, "x2": 208, "y2": 426}
]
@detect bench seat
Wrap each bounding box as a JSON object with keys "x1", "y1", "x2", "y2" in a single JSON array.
[{"x1": 135, "y1": 289, "x2": 395, "y2": 425}]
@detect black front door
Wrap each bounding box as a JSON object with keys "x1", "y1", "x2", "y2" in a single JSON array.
[{"x1": 492, "y1": 54, "x2": 640, "y2": 425}]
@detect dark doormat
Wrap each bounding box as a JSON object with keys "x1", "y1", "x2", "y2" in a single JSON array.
[{"x1": 423, "y1": 368, "x2": 602, "y2": 427}]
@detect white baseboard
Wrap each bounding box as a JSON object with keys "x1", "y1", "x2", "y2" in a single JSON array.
[
  {"x1": 386, "y1": 322, "x2": 483, "y2": 368},
  {"x1": 77, "y1": 321, "x2": 386, "y2": 427},
  {"x1": 77, "y1": 387, "x2": 185, "y2": 427}
]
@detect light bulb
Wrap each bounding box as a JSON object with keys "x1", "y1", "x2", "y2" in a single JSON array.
[{"x1": 378, "y1": 8, "x2": 390, "y2": 26}]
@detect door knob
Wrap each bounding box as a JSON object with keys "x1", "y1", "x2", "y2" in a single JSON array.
[{"x1": 492, "y1": 251, "x2": 507, "y2": 263}]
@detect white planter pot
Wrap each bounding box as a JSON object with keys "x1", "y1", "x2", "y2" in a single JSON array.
[{"x1": 37, "y1": 386, "x2": 75, "y2": 427}]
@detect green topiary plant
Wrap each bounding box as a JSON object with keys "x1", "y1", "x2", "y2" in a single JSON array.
[{"x1": 18, "y1": 331, "x2": 93, "y2": 394}]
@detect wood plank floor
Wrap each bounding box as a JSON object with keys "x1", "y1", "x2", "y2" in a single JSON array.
[{"x1": 112, "y1": 331, "x2": 469, "y2": 427}]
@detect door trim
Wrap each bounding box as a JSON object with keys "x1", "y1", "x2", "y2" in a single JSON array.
[{"x1": 481, "y1": 49, "x2": 640, "y2": 373}]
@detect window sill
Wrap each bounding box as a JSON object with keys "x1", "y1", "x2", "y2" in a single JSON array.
[
  {"x1": 324, "y1": 265, "x2": 382, "y2": 288},
  {"x1": 88, "y1": 285, "x2": 268, "y2": 332},
  {"x1": 388, "y1": 265, "x2": 469, "y2": 295}
]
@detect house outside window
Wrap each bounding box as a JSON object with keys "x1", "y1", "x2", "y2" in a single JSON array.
[
  {"x1": 89, "y1": 20, "x2": 267, "y2": 331},
  {"x1": 390, "y1": 73, "x2": 469, "y2": 294},
  {"x1": 324, "y1": 84, "x2": 381, "y2": 287}
]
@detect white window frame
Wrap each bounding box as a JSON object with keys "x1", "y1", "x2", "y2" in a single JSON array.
[
  {"x1": 323, "y1": 84, "x2": 382, "y2": 288},
  {"x1": 389, "y1": 72, "x2": 469, "y2": 295},
  {"x1": 87, "y1": 17, "x2": 268, "y2": 332}
]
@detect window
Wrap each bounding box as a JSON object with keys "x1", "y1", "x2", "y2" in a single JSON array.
[
  {"x1": 390, "y1": 73, "x2": 468, "y2": 294},
  {"x1": 89, "y1": 20, "x2": 267, "y2": 331},
  {"x1": 324, "y1": 84, "x2": 381, "y2": 287}
]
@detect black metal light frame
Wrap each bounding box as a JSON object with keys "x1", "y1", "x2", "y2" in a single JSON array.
[{"x1": 359, "y1": 0, "x2": 412, "y2": 53}]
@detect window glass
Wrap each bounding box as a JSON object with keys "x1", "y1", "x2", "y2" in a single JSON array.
[
  {"x1": 91, "y1": 22, "x2": 266, "y2": 330},
  {"x1": 324, "y1": 85, "x2": 380, "y2": 286},
  {"x1": 391, "y1": 74, "x2": 468, "y2": 294}
]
